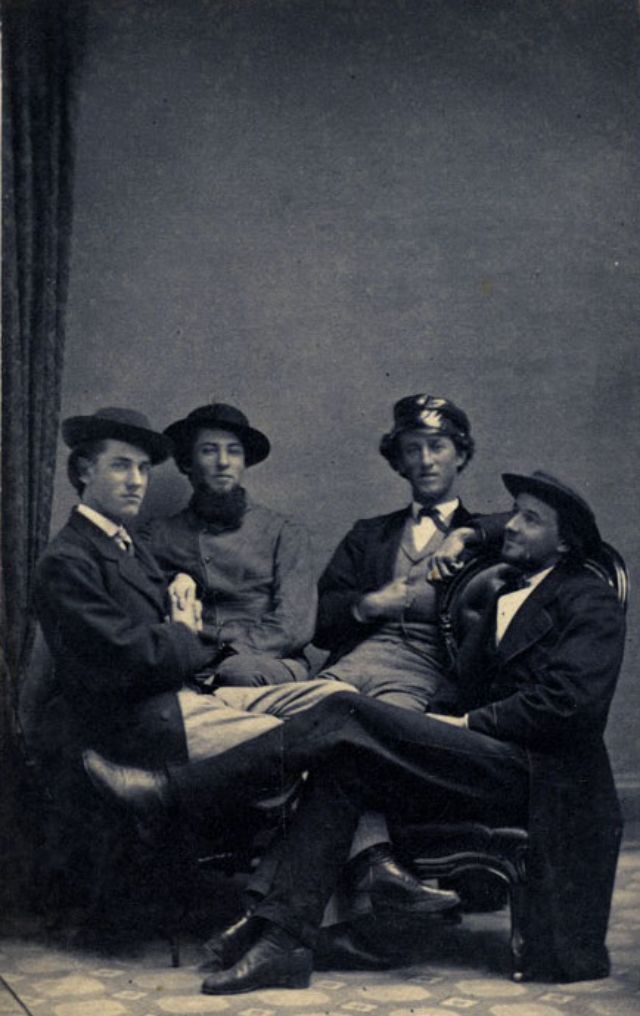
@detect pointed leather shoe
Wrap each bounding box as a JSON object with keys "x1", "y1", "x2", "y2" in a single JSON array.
[
  {"x1": 314, "y1": 925, "x2": 392, "y2": 970},
  {"x1": 82, "y1": 749, "x2": 170, "y2": 839},
  {"x1": 354, "y1": 847, "x2": 460, "y2": 915},
  {"x1": 201, "y1": 931, "x2": 312, "y2": 995},
  {"x1": 199, "y1": 912, "x2": 258, "y2": 973}
]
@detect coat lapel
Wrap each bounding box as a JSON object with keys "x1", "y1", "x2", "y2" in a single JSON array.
[
  {"x1": 69, "y1": 510, "x2": 167, "y2": 610},
  {"x1": 495, "y1": 567, "x2": 565, "y2": 664},
  {"x1": 373, "y1": 507, "x2": 411, "y2": 585}
]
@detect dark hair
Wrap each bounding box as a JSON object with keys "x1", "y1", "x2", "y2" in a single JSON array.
[
  {"x1": 387, "y1": 429, "x2": 475, "y2": 473},
  {"x1": 557, "y1": 515, "x2": 589, "y2": 566},
  {"x1": 67, "y1": 440, "x2": 107, "y2": 494}
]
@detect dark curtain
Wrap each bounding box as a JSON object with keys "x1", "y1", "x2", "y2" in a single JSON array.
[{"x1": 1, "y1": 0, "x2": 87, "y2": 914}]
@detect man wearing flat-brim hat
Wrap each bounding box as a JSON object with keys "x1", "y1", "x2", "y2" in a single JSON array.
[{"x1": 145, "y1": 402, "x2": 322, "y2": 681}]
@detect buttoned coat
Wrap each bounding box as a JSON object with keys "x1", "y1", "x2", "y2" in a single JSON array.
[
  {"x1": 33, "y1": 509, "x2": 219, "y2": 766},
  {"x1": 457, "y1": 563, "x2": 626, "y2": 981},
  {"x1": 145, "y1": 499, "x2": 317, "y2": 664},
  {"x1": 315, "y1": 503, "x2": 476, "y2": 663}
]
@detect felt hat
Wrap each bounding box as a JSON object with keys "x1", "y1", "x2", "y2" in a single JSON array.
[
  {"x1": 502, "y1": 470, "x2": 602, "y2": 555},
  {"x1": 62, "y1": 407, "x2": 172, "y2": 464},
  {"x1": 164, "y1": 403, "x2": 270, "y2": 469}
]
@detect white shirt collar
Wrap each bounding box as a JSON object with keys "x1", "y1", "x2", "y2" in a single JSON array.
[
  {"x1": 411, "y1": 498, "x2": 460, "y2": 524},
  {"x1": 76, "y1": 503, "x2": 127, "y2": 540}
]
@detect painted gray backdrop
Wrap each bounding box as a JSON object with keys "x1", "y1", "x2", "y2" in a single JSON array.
[{"x1": 51, "y1": 0, "x2": 640, "y2": 786}]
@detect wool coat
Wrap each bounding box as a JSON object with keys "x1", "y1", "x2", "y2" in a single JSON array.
[
  {"x1": 33, "y1": 509, "x2": 221, "y2": 766},
  {"x1": 456, "y1": 563, "x2": 626, "y2": 981}
]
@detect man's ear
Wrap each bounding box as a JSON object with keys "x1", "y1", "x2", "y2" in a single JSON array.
[{"x1": 77, "y1": 455, "x2": 94, "y2": 487}]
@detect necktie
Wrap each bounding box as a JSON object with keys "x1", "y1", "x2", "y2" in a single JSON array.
[
  {"x1": 113, "y1": 526, "x2": 134, "y2": 555},
  {"x1": 417, "y1": 505, "x2": 449, "y2": 534}
]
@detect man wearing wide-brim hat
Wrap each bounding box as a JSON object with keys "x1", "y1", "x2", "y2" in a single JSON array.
[{"x1": 145, "y1": 402, "x2": 317, "y2": 683}]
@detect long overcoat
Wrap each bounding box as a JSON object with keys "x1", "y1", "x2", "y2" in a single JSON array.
[{"x1": 455, "y1": 564, "x2": 626, "y2": 981}]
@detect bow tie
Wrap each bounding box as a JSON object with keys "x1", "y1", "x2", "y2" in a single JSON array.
[
  {"x1": 501, "y1": 569, "x2": 530, "y2": 592},
  {"x1": 417, "y1": 505, "x2": 449, "y2": 534},
  {"x1": 113, "y1": 526, "x2": 134, "y2": 555}
]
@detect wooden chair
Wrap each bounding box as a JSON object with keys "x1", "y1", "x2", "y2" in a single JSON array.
[{"x1": 401, "y1": 543, "x2": 629, "y2": 981}]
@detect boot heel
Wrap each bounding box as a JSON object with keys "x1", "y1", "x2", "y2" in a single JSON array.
[
  {"x1": 286, "y1": 968, "x2": 311, "y2": 989},
  {"x1": 283, "y1": 949, "x2": 312, "y2": 988}
]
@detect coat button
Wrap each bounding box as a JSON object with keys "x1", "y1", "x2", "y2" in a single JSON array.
[{"x1": 160, "y1": 709, "x2": 171, "y2": 720}]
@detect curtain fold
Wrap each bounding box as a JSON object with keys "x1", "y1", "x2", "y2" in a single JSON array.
[{"x1": 1, "y1": 0, "x2": 87, "y2": 913}]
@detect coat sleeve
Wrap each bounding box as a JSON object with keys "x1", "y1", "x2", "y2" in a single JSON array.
[
  {"x1": 213, "y1": 520, "x2": 318, "y2": 658},
  {"x1": 466, "y1": 583, "x2": 625, "y2": 747},
  {"x1": 314, "y1": 521, "x2": 378, "y2": 651},
  {"x1": 34, "y1": 550, "x2": 219, "y2": 700}
]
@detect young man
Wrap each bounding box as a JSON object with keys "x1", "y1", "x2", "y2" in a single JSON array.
[
  {"x1": 86, "y1": 470, "x2": 626, "y2": 987},
  {"x1": 311, "y1": 394, "x2": 492, "y2": 928},
  {"x1": 316, "y1": 393, "x2": 486, "y2": 711},
  {"x1": 146, "y1": 402, "x2": 317, "y2": 687}
]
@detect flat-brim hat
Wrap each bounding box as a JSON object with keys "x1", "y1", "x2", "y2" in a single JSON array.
[
  {"x1": 62, "y1": 407, "x2": 172, "y2": 464},
  {"x1": 502, "y1": 470, "x2": 602, "y2": 555},
  {"x1": 164, "y1": 403, "x2": 270, "y2": 469},
  {"x1": 380, "y1": 393, "x2": 473, "y2": 465}
]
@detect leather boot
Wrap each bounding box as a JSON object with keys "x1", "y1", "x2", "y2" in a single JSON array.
[
  {"x1": 201, "y1": 925, "x2": 312, "y2": 995},
  {"x1": 82, "y1": 749, "x2": 171, "y2": 840},
  {"x1": 199, "y1": 911, "x2": 259, "y2": 972},
  {"x1": 350, "y1": 844, "x2": 461, "y2": 914},
  {"x1": 314, "y1": 923, "x2": 392, "y2": 970}
]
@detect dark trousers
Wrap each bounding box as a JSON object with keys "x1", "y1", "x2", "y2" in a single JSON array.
[{"x1": 169, "y1": 693, "x2": 529, "y2": 946}]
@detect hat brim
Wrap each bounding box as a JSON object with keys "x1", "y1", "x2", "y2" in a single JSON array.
[
  {"x1": 502, "y1": 472, "x2": 601, "y2": 553},
  {"x1": 62, "y1": 416, "x2": 172, "y2": 464},
  {"x1": 164, "y1": 416, "x2": 270, "y2": 467}
]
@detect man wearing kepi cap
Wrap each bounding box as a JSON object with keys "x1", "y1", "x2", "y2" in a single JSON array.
[
  {"x1": 33, "y1": 407, "x2": 349, "y2": 777},
  {"x1": 146, "y1": 402, "x2": 317, "y2": 689},
  {"x1": 316, "y1": 393, "x2": 484, "y2": 709},
  {"x1": 85, "y1": 468, "x2": 626, "y2": 986}
]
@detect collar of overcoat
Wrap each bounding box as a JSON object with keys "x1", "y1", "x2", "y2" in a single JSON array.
[{"x1": 492, "y1": 564, "x2": 569, "y2": 665}]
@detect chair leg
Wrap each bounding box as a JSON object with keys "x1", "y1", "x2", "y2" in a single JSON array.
[
  {"x1": 508, "y1": 880, "x2": 527, "y2": 981},
  {"x1": 169, "y1": 931, "x2": 181, "y2": 968}
]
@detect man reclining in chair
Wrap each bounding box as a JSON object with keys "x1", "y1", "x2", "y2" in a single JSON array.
[{"x1": 86, "y1": 469, "x2": 626, "y2": 986}]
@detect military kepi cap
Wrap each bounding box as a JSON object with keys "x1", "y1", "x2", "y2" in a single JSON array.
[
  {"x1": 164, "y1": 402, "x2": 270, "y2": 469},
  {"x1": 502, "y1": 470, "x2": 602, "y2": 555},
  {"x1": 380, "y1": 394, "x2": 473, "y2": 464},
  {"x1": 62, "y1": 407, "x2": 172, "y2": 464}
]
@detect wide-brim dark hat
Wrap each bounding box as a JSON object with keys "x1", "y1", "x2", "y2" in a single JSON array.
[
  {"x1": 62, "y1": 407, "x2": 172, "y2": 464},
  {"x1": 502, "y1": 470, "x2": 602, "y2": 554},
  {"x1": 164, "y1": 403, "x2": 270, "y2": 468}
]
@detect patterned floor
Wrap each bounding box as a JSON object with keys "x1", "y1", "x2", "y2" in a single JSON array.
[{"x1": 1, "y1": 843, "x2": 639, "y2": 1016}]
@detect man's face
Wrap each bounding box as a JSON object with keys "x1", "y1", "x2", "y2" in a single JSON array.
[
  {"x1": 190, "y1": 428, "x2": 246, "y2": 493},
  {"x1": 502, "y1": 492, "x2": 568, "y2": 572},
  {"x1": 396, "y1": 429, "x2": 465, "y2": 504},
  {"x1": 80, "y1": 439, "x2": 150, "y2": 522}
]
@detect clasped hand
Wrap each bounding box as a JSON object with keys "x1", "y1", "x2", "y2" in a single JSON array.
[{"x1": 168, "y1": 572, "x2": 203, "y2": 633}]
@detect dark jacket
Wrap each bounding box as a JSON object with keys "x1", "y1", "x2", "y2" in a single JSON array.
[
  {"x1": 460, "y1": 564, "x2": 626, "y2": 981},
  {"x1": 33, "y1": 509, "x2": 220, "y2": 766},
  {"x1": 315, "y1": 503, "x2": 476, "y2": 665}
]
